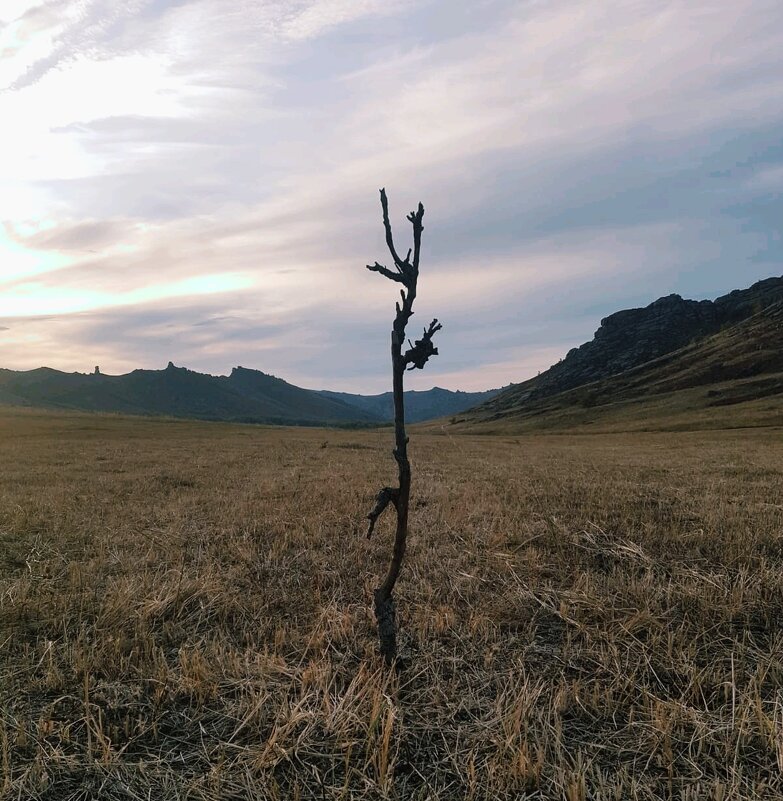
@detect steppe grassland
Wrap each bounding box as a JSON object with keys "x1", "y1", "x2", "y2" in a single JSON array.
[{"x1": 1, "y1": 408, "x2": 782, "y2": 800}]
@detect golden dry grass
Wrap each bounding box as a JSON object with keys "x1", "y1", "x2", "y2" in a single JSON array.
[{"x1": 1, "y1": 407, "x2": 782, "y2": 799}]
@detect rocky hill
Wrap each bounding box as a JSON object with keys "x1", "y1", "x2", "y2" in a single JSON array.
[{"x1": 467, "y1": 276, "x2": 783, "y2": 427}]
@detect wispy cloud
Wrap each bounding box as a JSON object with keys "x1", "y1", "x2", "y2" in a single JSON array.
[{"x1": 1, "y1": 0, "x2": 782, "y2": 391}]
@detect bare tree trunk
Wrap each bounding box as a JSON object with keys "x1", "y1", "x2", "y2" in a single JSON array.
[
  {"x1": 365, "y1": 188, "x2": 441, "y2": 666},
  {"x1": 373, "y1": 334, "x2": 410, "y2": 662}
]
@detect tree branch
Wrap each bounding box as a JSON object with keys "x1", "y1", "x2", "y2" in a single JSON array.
[
  {"x1": 407, "y1": 203, "x2": 424, "y2": 273},
  {"x1": 404, "y1": 318, "x2": 442, "y2": 370},
  {"x1": 380, "y1": 188, "x2": 411, "y2": 274},
  {"x1": 366, "y1": 261, "x2": 407, "y2": 284},
  {"x1": 366, "y1": 486, "x2": 399, "y2": 539}
]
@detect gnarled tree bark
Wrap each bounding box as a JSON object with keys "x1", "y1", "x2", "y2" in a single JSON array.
[{"x1": 365, "y1": 188, "x2": 441, "y2": 666}]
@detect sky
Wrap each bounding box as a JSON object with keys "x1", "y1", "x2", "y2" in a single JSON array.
[{"x1": 1, "y1": 0, "x2": 782, "y2": 393}]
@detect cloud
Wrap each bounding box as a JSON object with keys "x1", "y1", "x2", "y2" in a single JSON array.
[
  {"x1": 1, "y1": 0, "x2": 782, "y2": 391},
  {"x1": 2, "y1": 217, "x2": 759, "y2": 391},
  {"x1": 746, "y1": 163, "x2": 783, "y2": 191},
  {"x1": 5, "y1": 219, "x2": 138, "y2": 252}
]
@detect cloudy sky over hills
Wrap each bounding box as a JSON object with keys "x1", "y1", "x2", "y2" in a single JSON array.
[{"x1": 1, "y1": 0, "x2": 782, "y2": 392}]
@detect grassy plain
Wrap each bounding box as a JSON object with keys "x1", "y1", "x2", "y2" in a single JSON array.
[{"x1": 1, "y1": 407, "x2": 782, "y2": 799}]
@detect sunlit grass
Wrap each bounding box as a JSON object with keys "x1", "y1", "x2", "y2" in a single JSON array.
[{"x1": 1, "y1": 408, "x2": 782, "y2": 799}]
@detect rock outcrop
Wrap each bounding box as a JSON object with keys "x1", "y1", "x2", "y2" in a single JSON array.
[{"x1": 480, "y1": 276, "x2": 783, "y2": 410}]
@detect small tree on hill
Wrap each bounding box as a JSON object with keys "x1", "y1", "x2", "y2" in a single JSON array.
[{"x1": 365, "y1": 188, "x2": 442, "y2": 666}]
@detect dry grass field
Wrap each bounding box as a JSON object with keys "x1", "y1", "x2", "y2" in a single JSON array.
[{"x1": 1, "y1": 407, "x2": 782, "y2": 800}]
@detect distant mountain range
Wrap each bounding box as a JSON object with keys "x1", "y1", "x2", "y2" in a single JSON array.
[
  {"x1": 465, "y1": 276, "x2": 783, "y2": 429},
  {"x1": 318, "y1": 387, "x2": 498, "y2": 423},
  {"x1": 0, "y1": 363, "x2": 500, "y2": 426}
]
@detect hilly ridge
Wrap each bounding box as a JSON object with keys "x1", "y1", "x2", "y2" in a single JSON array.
[
  {"x1": 465, "y1": 276, "x2": 783, "y2": 430},
  {"x1": 0, "y1": 363, "x2": 498, "y2": 426}
]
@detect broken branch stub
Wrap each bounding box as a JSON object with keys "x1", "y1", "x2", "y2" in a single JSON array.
[{"x1": 405, "y1": 319, "x2": 442, "y2": 370}]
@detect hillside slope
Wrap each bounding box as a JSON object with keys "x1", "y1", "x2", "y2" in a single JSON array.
[{"x1": 465, "y1": 277, "x2": 783, "y2": 430}]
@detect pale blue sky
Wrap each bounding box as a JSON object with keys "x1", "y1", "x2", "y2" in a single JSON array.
[{"x1": 1, "y1": 0, "x2": 782, "y2": 391}]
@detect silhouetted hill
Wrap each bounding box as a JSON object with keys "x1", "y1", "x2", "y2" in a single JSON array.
[
  {"x1": 465, "y1": 276, "x2": 783, "y2": 428},
  {"x1": 223, "y1": 367, "x2": 379, "y2": 423},
  {"x1": 319, "y1": 386, "x2": 500, "y2": 423},
  {"x1": 0, "y1": 363, "x2": 496, "y2": 426}
]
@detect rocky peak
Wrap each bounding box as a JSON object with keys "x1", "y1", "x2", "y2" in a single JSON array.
[{"x1": 531, "y1": 276, "x2": 783, "y2": 399}]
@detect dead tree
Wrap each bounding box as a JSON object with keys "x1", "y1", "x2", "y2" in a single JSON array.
[{"x1": 365, "y1": 188, "x2": 442, "y2": 665}]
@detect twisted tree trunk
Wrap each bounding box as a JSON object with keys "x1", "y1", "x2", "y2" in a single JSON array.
[{"x1": 365, "y1": 188, "x2": 441, "y2": 665}]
